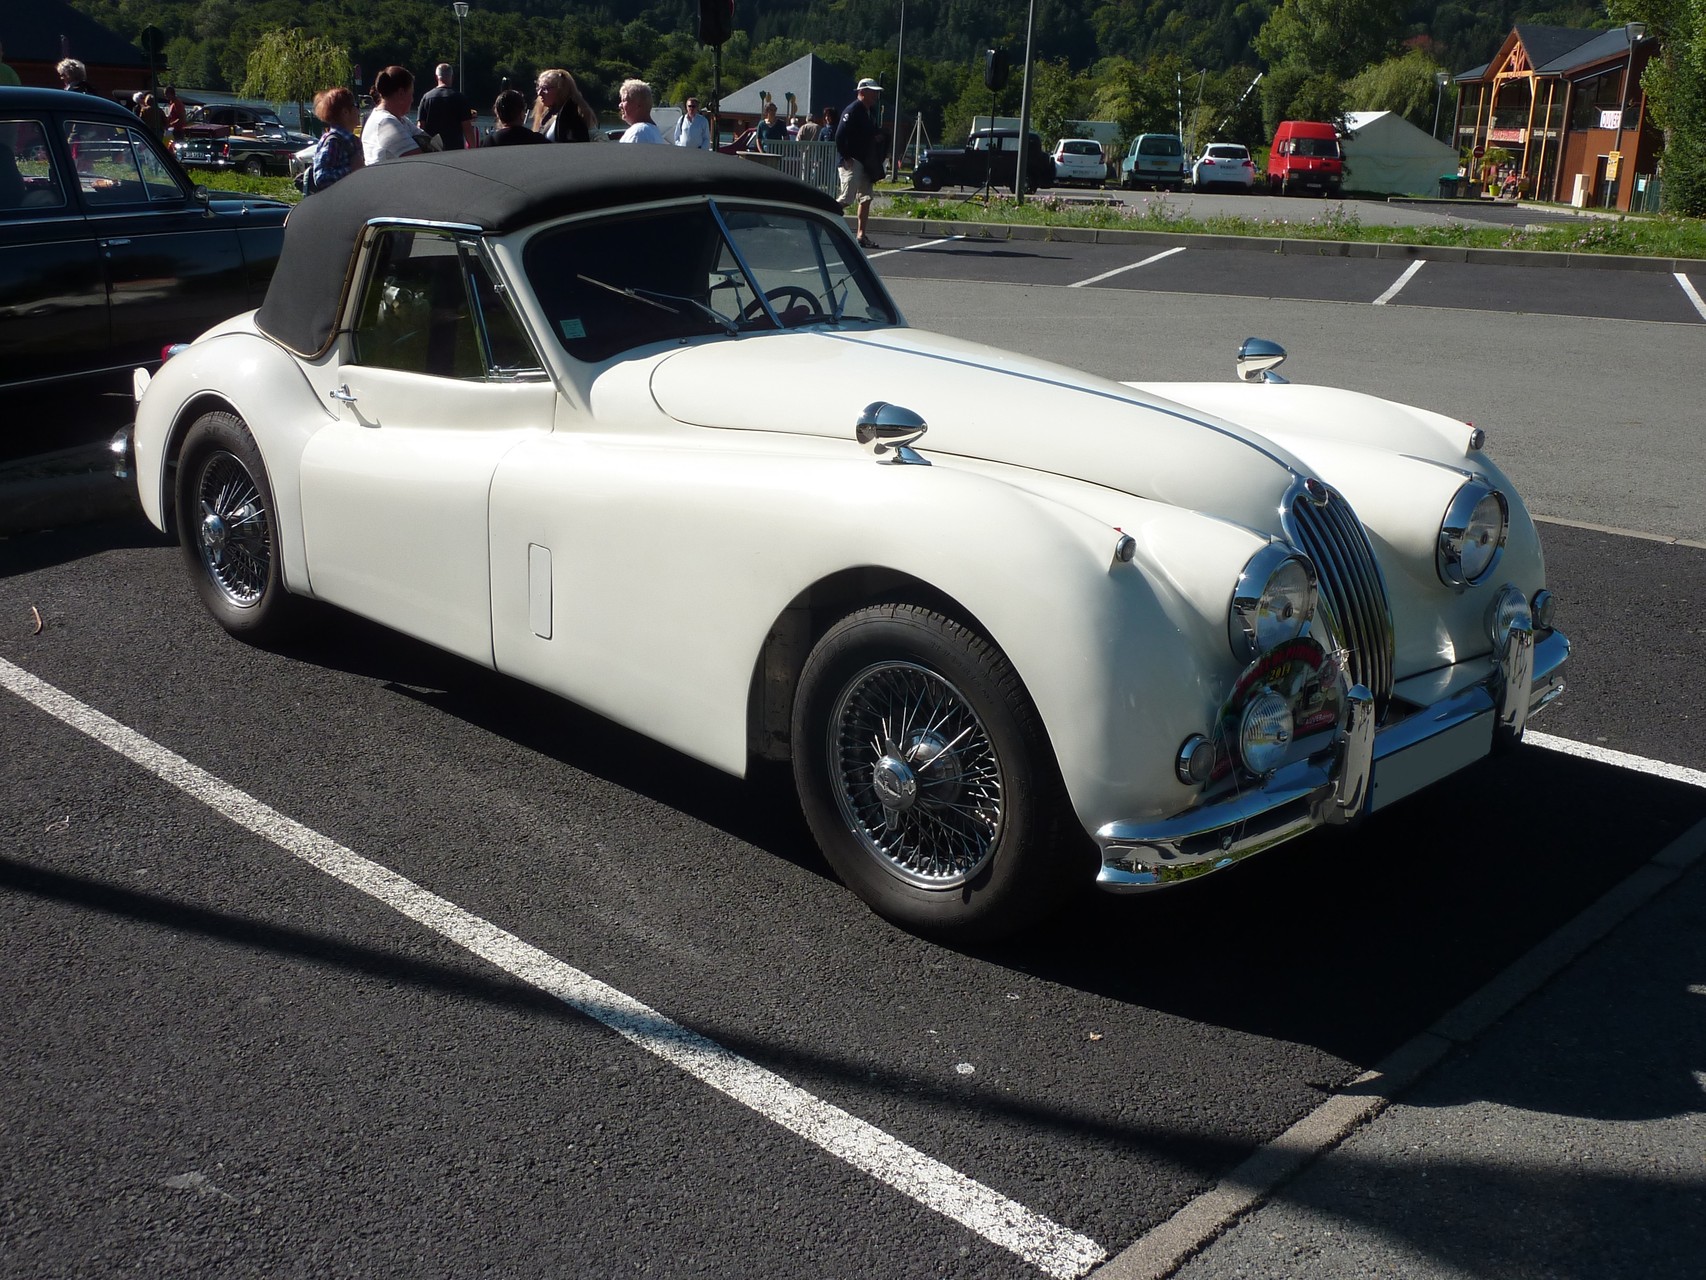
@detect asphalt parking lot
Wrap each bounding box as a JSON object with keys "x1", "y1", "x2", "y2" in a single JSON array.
[{"x1": 4, "y1": 238, "x2": 1705, "y2": 1278}]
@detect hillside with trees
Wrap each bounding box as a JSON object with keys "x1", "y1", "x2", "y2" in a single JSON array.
[{"x1": 59, "y1": 0, "x2": 1702, "y2": 212}]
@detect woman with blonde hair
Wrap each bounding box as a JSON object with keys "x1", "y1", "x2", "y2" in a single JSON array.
[{"x1": 532, "y1": 69, "x2": 597, "y2": 143}]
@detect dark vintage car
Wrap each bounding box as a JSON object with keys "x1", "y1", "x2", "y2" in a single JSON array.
[
  {"x1": 910, "y1": 129, "x2": 1054, "y2": 193},
  {"x1": 175, "y1": 102, "x2": 314, "y2": 177},
  {"x1": 0, "y1": 86, "x2": 291, "y2": 392}
]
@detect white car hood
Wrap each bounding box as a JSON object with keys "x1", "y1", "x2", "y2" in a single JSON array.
[{"x1": 650, "y1": 328, "x2": 1311, "y2": 531}]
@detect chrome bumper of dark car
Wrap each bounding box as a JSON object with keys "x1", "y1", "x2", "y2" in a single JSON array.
[{"x1": 1095, "y1": 628, "x2": 1569, "y2": 891}]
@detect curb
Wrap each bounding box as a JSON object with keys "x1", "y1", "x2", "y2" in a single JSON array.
[{"x1": 864, "y1": 214, "x2": 1706, "y2": 275}]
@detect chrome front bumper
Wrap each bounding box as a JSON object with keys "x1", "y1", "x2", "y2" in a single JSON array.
[{"x1": 1095, "y1": 627, "x2": 1569, "y2": 891}]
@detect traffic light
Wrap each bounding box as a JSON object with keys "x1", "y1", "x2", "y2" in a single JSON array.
[
  {"x1": 698, "y1": 0, "x2": 735, "y2": 47},
  {"x1": 983, "y1": 49, "x2": 1009, "y2": 92}
]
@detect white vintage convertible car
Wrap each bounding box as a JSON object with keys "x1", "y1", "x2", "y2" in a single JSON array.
[{"x1": 130, "y1": 146, "x2": 1568, "y2": 937}]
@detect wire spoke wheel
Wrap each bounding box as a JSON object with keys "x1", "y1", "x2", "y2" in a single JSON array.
[
  {"x1": 175, "y1": 410, "x2": 297, "y2": 643},
  {"x1": 194, "y1": 451, "x2": 271, "y2": 608},
  {"x1": 828, "y1": 660, "x2": 1005, "y2": 889}
]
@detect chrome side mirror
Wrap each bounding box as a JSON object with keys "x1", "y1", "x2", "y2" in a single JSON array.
[
  {"x1": 855, "y1": 401, "x2": 930, "y2": 465},
  {"x1": 1236, "y1": 337, "x2": 1289, "y2": 384}
]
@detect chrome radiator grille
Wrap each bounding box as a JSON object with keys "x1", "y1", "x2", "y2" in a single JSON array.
[{"x1": 1289, "y1": 485, "x2": 1395, "y2": 706}]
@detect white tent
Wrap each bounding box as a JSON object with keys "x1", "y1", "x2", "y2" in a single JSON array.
[{"x1": 1341, "y1": 110, "x2": 1460, "y2": 196}]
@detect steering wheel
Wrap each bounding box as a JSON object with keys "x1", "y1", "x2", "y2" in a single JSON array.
[{"x1": 741, "y1": 285, "x2": 826, "y2": 325}]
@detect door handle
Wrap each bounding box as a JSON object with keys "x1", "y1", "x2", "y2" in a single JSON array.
[
  {"x1": 103, "y1": 238, "x2": 131, "y2": 247},
  {"x1": 328, "y1": 384, "x2": 358, "y2": 404}
]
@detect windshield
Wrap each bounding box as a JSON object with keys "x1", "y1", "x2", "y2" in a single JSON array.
[
  {"x1": 1138, "y1": 136, "x2": 1182, "y2": 156},
  {"x1": 523, "y1": 201, "x2": 897, "y2": 363},
  {"x1": 1061, "y1": 141, "x2": 1101, "y2": 156}
]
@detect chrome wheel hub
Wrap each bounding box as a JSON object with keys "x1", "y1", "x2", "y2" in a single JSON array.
[
  {"x1": 828, "y1": 662, "x2": 1004, "y2": 889},
  {"x1": 194, "y1": 452, "x2": 269, "y2": 608}
]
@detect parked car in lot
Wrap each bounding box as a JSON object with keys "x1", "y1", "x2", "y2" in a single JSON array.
[
  {"x1": 175, "y1": 102, "x2": 314, "y2": 177},
  {"x1": 1120, "y1": 133, "x2": 1188, "y2": 190},
  {"x1": 1267, "y1": 119, "x2": 1345, "y2": 196},
  {"x1": 910, "y1": 128, "x2": 1054, "y2": 192},
  {"x1": 1192, "y1": 142, "x2": 1256, "y2": 191},
  {"x1": 0, "y1": 86, "x2": 290, "y2": 393},
  {"x1": 1050, "y1": 138, "x2": 1107, "y2": 187},
  {"x1": 128, "y1": 145, "x2": 1568, "y2": 938}
]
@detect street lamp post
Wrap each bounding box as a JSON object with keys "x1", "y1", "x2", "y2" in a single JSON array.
[
  {"x1": 1432, "y1": 70, "x2": 1450, "y2": 141},
  {"x1": 453, "y1": 2, "x2": 470, "y2": 95},
  {"x1": 888, "y1": 0, "x2": 905, "y2": 181},
  {"x1": 1611, "y1": 20, "x2": 1645, "y2": 209}
]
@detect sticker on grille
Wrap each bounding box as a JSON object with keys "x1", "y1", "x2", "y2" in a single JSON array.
[{"x1": 1289, "y1": 486, "x2": 1395, "y2": 707}]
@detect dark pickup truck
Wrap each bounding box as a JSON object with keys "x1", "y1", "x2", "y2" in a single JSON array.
[{"x1": 910, "y1": 129, "x2": 1055, "y2": 193}]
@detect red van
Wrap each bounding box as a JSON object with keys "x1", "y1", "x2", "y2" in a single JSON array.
[{"x1": 1266, "y1": 120, "x2": 1344, "y2": 196}]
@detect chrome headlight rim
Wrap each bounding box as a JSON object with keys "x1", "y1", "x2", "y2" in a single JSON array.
[
  {"x1": 1437, "y1": 482, "x2": 1509, "y2": 588},
  {"x1": 1228, "y1": 544, "x2": 1318, "y2": 662}
]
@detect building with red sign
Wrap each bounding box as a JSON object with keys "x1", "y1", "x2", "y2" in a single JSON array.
[{"x1": 1449, "y1": 23, "x2": 1659, "y2": 211}]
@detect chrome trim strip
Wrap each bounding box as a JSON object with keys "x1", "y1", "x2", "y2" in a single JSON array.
[{"x1": 1094, "y1": 629, "x2": 1569, "y2": 892}]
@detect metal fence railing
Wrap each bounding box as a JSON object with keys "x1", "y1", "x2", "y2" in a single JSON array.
[{"x1": 738, "y1": 139, "x2": 842, "y2": 200}]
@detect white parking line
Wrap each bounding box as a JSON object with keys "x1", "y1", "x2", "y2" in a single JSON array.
[
  {"x1": 1528, "y1": 731, "x2": 1706, "y2": 788},
  {"x1": 863, "y1": 234, "x2": 965, "y2": 260},
  {"x1": 1372, "y1": 259, "x2": 1426, "y2": 306},
  {"x1": 1068, "y1": 246, "x2": 1187, "y2": 288},
  {"x1": 0, "y1": 656, "x2": 1106, "y2": 1280},
  {"x1": 1676, "y1": 272, "x2": 1706, "y2": 321}
]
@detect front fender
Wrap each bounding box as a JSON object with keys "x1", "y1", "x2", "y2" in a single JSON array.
[{"x1": 133, "y1": 326, "x2": 335, "y2": 595}]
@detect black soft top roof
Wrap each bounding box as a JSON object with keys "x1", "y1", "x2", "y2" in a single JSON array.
[{"x1": 255, "y1": 144, "x2": 845, "y2": 357}]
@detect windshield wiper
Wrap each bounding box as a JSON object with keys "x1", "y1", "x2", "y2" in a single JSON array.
[{"x1": 576, "y1": 274, "x2": 737, "y2": 335}]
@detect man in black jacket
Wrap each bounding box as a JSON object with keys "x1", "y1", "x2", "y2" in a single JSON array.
[{"x1": 834, "y1": 78, "x2": 883, "y2": 248}]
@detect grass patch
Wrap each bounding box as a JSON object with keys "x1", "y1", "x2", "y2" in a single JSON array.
[
  {"x1": 188, "y1": 169, "x2": 301, "y2": 202},
  {"x1": 880, "y1": 191, "x2": 1706, "y2": 259}
]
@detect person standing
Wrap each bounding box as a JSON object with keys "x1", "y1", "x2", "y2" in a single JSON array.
[
  {"x1": 137, "y1": 93, "x2": 167, "y2": 139},
  {"x1": 417, "y1": 63, "x2": 477, "y2": 151},
  {"x1": 672, "y1": 97, "x2": 711, "y2": 149},
  {"x1": 162, "y1": 86, "x2": 186, "y2": 144},
  {"x1": 487, "y1": 90, "x2": 544, "y2": 145},
  {"x1": 362, "y1": 66, "x2": 422, "y2": 164},
  {"x1": 616, "y1": 80, "x2": 665, "y2": 144},
  {"x1": 795, "y1": 113, "x2": 820, "y2": 142},
  {"x1": 532, "y1": 69, "x2": 595, "y2": 143},
  {"x1": 834, "y1": 78, "x2": 883, "y2": 248},
  {"x1": 305, "y1": 86, "x2": 364, "y2": 192},
  {"x1": 56, "y1": 59, "x2": 97, "y2": 95},
  {"x1": 756, "y1": 102, "x2": 787, "y2": 147}
]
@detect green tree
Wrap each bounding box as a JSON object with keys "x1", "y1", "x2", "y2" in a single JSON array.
[
  {"x1": 1342, "y1": 48, "x2": 1449, "y2": 130},
  {"x1": 1612, "y1": 0, "x2": 1706, "y2": 215},
  {"x1": 239, "y1": 29, "x2": 352, "y2": 131},
  {"x1": 1253, "y1": 0, "x2": 1404, "y2": 79}
]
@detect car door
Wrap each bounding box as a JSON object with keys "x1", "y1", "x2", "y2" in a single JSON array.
[
  {"x1": 299, "y1": 226, "x2": 557, "y2": 666},
  {"x1": 0, "y1": 113, "x2": 108, "y2": 388},
  {"x1": 62, "y1": 114, "x2": 252, "y2": 365}
]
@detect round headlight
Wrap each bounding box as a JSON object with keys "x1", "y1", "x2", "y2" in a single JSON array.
[
  {"x1": 1239, "y1": 688, "x2": 1294, "y2": 775},
  {"x1": 1228, "y1": 545, "x2": 1317, "y2": 661},
  {"x1": 1438, "y1": 483, "x2": 1508, "y2": 588},
  {"x1": 1487, "y1": 584, "x2": 1531, "y2": 655}
]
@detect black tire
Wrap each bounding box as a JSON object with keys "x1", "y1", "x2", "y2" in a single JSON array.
[
  {"x1": 791, "y1": 604, "x2": 1086, "y2": 939},
  {"x1": 175, "y1": 410, "x2": 298, "y2": 644},
  {"x1": 240, "y1": 155, "x2": 268, "y2": 177},
  {"x1": 913, "y1": 170, "x2": 938, "y2": 191}
]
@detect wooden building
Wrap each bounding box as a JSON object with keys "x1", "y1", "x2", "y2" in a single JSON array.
[{"x1": 1450, "y1": 24, "x2": 1660, "y2": 211}]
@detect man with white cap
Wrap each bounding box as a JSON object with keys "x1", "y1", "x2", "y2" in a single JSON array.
[{"x1": 833, "y1": 77, "x2": 884, "y2": 248}]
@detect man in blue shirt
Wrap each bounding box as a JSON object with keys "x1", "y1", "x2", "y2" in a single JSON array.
[{"x1": 673, "y1": 97, "x2": 711, "y2": 149}]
